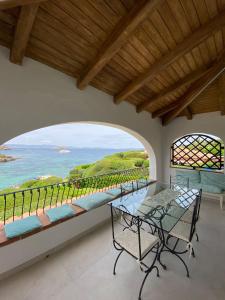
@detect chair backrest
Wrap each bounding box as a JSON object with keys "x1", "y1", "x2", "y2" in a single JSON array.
[
  {"x1": 196, "y1": 189, "x2": 202, "y2": 222},
  {"x1": 143, "y1": 205, "x2": 167, "y2": 245},
  {"x1": 189, "y1": 191, "x2": 202, "y2": 241}
]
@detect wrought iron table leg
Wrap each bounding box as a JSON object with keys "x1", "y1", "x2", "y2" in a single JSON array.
[
  {"x1": 166, "y1": 234, "x2": 172, "y2": 245},
  {"x1": 196, "y1": 233, "x2": 199, "y2": 242},
  {"x1": 113, "y1": 250, "x2": 124, "y2": 275},
  {"x1": 138, "y1": 269, "x2": 152, "y2": 300},
  {"x1": 152, "y1": 265, "x2": 160, "y2": 277},
  {"x1": 157, "y1": 245, "x2": 167, "y2": 270},
  {"x1": 138, "y1": 246, "x2": 160, "y2": 300},
  {"x1": 161, "y1": 249, "x2": 190, "y2": 278},
  {"x1": 173, "y1": 251, "x2": 190, "y2": 278}
]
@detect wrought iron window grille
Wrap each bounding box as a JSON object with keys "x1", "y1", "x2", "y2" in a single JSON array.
[{"x1": 171, "y1": 134, "x2": 224, "y2": 170}]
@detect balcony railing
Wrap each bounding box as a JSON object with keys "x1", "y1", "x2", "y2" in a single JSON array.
[{"x1": 0, "y1": 167, "x2": 149, "y2": 225}]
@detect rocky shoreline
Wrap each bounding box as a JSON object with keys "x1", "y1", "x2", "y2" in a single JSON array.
[
  {"x1": 0, "y1": 145, "x2": 16, "y2": 163},
  {"x1": 0, "y1": 145, "x2": 10, "y2": 150},
  {"x1": 0, "y1": 154, "x2": 16, "y2": 163}
]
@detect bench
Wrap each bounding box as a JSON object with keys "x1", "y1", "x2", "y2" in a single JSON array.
[
  {"x1": 173, "y1": 169, "x2": 225, "y2": 209},
  {"x1": 1, "y1": 178, "x2": 154, "y2": 243}
]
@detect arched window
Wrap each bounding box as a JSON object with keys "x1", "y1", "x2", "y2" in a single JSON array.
[{"x1": 171, "y1": 134, "x2": 224, "y2": 170}]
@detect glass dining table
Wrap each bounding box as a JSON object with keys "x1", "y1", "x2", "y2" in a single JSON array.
[
  {"x1": 111, "y1": 181, "x2": 200, "y2": 230},
  {"x1": 110, "y1": 181, "x2": 201, "y2": 271}
]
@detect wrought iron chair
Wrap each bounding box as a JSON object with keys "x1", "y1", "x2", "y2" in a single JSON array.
[
  {"x1": 110, "y1": 204, "x2": 163, "y2": 300},
  {"x1": 160, "y1": 193, "x2": 202, "y2": 277},
  {"x1": 170, "y1": 175, "x2": 202, "y2": 241}
]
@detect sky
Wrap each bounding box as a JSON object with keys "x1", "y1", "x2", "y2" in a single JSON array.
[{"x1": 6, "y1": 123, "x2": 144, "y2": 149}]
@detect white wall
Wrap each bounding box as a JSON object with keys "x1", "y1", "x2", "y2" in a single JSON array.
[
  {"x1": 162, "y1": 112, "x2": 225, "y2": 181},
  {"x1": 0, "y1": 45, "x2": 164, "y2": 276},
  {"x1": 0, "y1": 46, "x2": 163, "y2": 180},
  {"x1": 0, "y1": 205, "x2": 110, "y2": 278}
]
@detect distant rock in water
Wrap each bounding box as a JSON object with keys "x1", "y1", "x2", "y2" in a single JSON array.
[
  {"x1": 56, "y1": 146, "x2": 71, "y2": 154},
  {"x1": 0, "y1": 154, "x2": 16, "y2": 163},
  {"x1": 0, "y1": 145, "x2": 10, "y2": 150},
  {"x1": 59, "y1": 149, "x2": 70, "y2": 154}
]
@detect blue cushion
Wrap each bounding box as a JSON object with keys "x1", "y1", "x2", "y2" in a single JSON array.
[
  {"x1": 4, "y1": 216, "x2": 42, "y2": 239},
  {"x1": 46, "y1": 205, "x2": 75, "y2": 222},
  {"x1": 106, "y1": 188, "x2": 123, "y2": 198},
  {"x1": 73, "y1": 192, "x2": 114, "y2": 210},
  {"x1": 200, "y1": 171, "x2": 225, "y2": 190},
  {"x1": 136, "y1": 179, "x2": 149, "y2": 188},
  {"x1": 190, "y1": 183, "x2": 222, "y2": 194},
  {"x1": 121, "y1": 182, "x2": 135, "y2": 192},
  {"x1": 176, "y1": 170, "x2": 200, "y2": 185}
]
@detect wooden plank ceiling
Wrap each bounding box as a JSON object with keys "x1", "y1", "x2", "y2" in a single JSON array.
[{"x1": 1, "y1": 0, "x2": 225, "y2": 125}]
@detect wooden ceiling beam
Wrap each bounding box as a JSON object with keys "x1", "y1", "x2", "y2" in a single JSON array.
[
  {"x1": 0, "y1": 0, "x2": 45, "y2": 10},
  {"x1": 183, "y1": 107, "x2": 193, "y2": 120},
  {"x1": 152, "y1": 102, "x2": 192, "y2": 120},
  {"x1": 115, "y1": 10, "x2": 225, "y2": 103},
  {"x1": 162, "y1": 54, "x2": 225, "y2": 126},
  {"x1": 10, "y1": 3, "x2": 39, "y2": 64},
  {"x1": 136, "y1": 67, "x2": 208, "y2": 113},
  {"x1": 77, "y1": 0, "x2": 163, "y2": 90},
  {"x1": 152, "y1": 102, "x2": 178, "y2": 119},
  {"x1": 217, "y1": 75, "x2": 225, "y2": 115}
]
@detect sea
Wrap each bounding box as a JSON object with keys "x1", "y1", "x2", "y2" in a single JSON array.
[{"x1": 0, "y1": 145, "x2": 139, "y2": 190}]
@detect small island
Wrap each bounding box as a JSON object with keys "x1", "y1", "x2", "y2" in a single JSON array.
[
  {"x1": 0, "y1": 154, "x2": 16, "y2": 163},
  {"x1": 0, "y1": 145, "x2": 10, "y2": 150},
  {"x1": 0, "y1": 144, "x2": 16, "y2": 163}
]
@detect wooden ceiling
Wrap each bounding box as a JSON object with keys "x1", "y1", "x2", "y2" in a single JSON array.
[{"x1": 1, "y1": 0, "x2": 225, "y2": 125}]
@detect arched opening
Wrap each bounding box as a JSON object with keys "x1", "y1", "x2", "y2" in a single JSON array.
[
  {"x1": 0, "y1": 122, "x2": 157, "y2": 190},
  {"x1": 170, "y1": 133, "x2": 224, "y2": 172},
  {"x1": 0, "y1": 122, "x2": 157, "y2": 225}
]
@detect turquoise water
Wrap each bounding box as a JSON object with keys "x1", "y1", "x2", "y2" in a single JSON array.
[{"x1": 0, "y1": 145, "x2": 136, "y2": 190}]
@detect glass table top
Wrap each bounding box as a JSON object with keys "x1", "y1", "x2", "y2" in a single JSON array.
[{"x1": 111, "y1": 182, "x2": 200, "y2": 233}]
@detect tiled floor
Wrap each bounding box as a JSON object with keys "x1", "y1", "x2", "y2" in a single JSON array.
[{"x1": 0, "y1": 199, "x2": 224, "y2": 300}]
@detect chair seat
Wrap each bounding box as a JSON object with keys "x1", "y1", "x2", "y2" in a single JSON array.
[
  {"x1": 4, "y1": 216, "x2": 42, "y2": 239},
  {"x1": 115, "y1": 229, "x2": 159, "y2": 259},
  {"x1": 46, "y1": 204, "x2": 75, "y2": 222},
  {"x1": 170, "y1": 221, "x2": 191, "y2": 242}
]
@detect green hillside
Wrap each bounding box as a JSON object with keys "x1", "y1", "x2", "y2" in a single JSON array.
[{"x1": 68, "y1": 150, "x2": 149, "y2": 181}]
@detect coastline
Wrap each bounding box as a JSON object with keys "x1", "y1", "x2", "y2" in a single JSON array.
[
  {"x1": 0, "y1": 147, "x2": 145, "y2": 190},
  {"x1": 0, "y1": 155, "x2": 17, "y2": 163}
]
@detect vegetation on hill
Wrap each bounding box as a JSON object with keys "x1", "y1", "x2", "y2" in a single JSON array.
[{"x1": 68, "y1": 150, "x2": 149, "y2": 181}]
